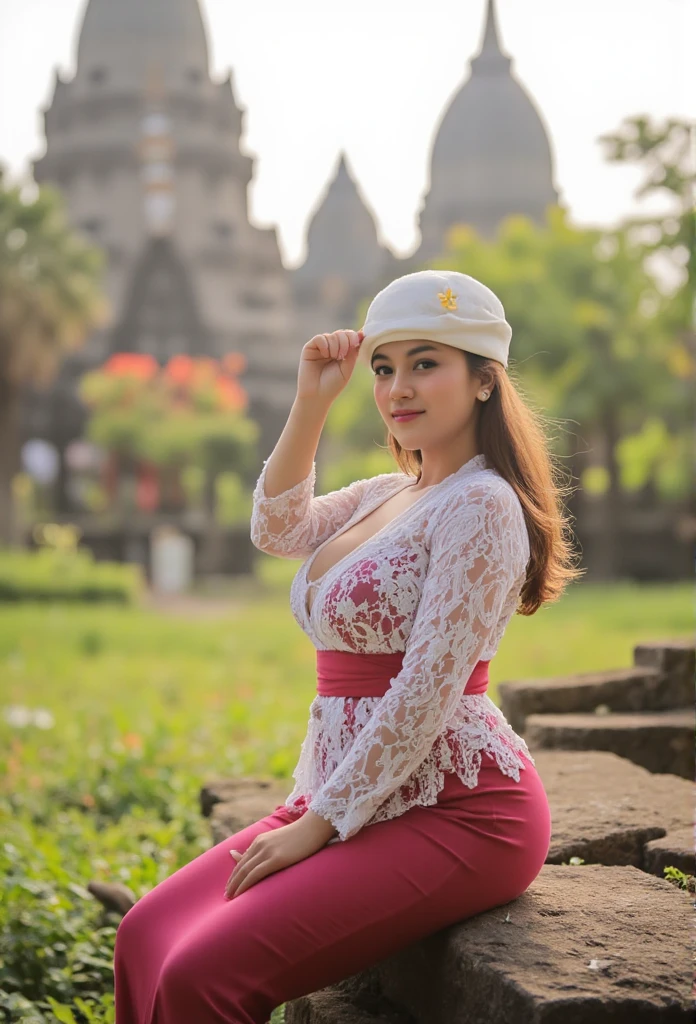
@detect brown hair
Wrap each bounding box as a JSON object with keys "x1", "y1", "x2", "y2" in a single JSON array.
[{"x1": 386, "y1": 351, "x2": 585, "y2": 615}]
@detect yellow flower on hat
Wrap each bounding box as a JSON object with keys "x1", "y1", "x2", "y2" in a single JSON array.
[{"x1": 438, "y1": 287, "x2": 458, "y2": 311}]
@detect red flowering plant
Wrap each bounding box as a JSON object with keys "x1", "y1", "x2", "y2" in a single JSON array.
[{"x1": 79, "y1": 352, "x2": 258, "y2": 513}]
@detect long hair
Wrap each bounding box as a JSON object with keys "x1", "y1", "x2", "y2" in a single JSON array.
[{"x1": 385, "y1": 351, "x2": 585, "y2": 615}]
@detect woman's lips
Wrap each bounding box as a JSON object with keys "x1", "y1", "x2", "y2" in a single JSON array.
[{"x1": 392, "y1": 411, "x2": 424, "y2": 422}]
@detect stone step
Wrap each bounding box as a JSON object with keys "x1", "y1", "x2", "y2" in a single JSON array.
[
  {"x1": 347, "y1": 865, "x2": 692, "y2": 1024},
  {"x1": 498, "y1": 640, "x2": 694, "y2": 733},
  {"x1": 532, "y1": 750, "x2": 693, "y2": 873},
  {"x1": 644, "y1": 828, "x2": 695, "y2": 878},
  {"x1": 633, "y1": 638, "x2": 695, "y2": 692},
  {"x1": 284, "y1": 983, "x2": 414, "y2": 1023},
  {"x1": 524, "y1": 707, "x2": 695, "y2": 778}
]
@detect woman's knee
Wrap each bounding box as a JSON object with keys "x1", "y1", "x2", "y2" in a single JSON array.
[
  {"x1": 156, "y1": 932, "x2": 259, "y2": 1020},
  {"x1": 114, "y1": 891, "x2": 152, "y2": 953}
]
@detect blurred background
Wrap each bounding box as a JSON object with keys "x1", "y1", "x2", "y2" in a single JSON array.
[
  {"x1": 0, "y1": 4, "x2": 693, "y2": 1021},
  {"x1": 0, "y1": 0, "x2": 693, "y2": 591}
]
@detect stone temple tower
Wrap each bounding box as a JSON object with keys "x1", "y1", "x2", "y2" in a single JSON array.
[
  {"x1": 31, "y1": 0, "x2": 299, "y2": 476},
  {"x1": 295, "y1": 0, "x2": 561, "y2": 335},
  {"x1": 291, "y1": 151, "x2": 393, "y2": 342},
  {"x1": 415, "y1": 0, "x2": 560, "y2": 262}
]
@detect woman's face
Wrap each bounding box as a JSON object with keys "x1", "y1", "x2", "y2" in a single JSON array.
[{"x1": 370, "y1": 338, "x2": 483, "y2": 451}]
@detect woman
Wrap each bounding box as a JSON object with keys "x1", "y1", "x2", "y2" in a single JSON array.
[{"x1": 114, "y1": 269, "x2": 583, "y2": 1024}]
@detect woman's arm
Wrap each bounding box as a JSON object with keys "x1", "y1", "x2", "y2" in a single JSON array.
[
  {"x1": 306, "y1": 479, "x2": 531, "y2": 841},
  {"x1": 261, "y1": 395, "x2": 331, "y2": 500},
  {"x1": 250, "y1": 396, "x2": 374, "y2": 559}
]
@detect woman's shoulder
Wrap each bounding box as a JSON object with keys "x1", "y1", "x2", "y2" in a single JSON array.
[
  {"x1": 360, "y1": 469, "x2": 411, "y2": 492},
  {"x1": 435, "y1": 466, "x2": 525, "y2": 532}
]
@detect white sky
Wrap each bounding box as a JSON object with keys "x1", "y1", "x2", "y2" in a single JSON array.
[{"x1": 0, "y1": 0, "x2": 693, "y2": 269}]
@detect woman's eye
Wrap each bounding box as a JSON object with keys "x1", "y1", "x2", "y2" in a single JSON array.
[{"x1": 374, "y1": 360, "x2": 436, "y2": 376}]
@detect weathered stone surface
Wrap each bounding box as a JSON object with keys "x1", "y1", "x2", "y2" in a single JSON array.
[
  {"x1": 368, "y1": 865, "x2": 692, "y2": 1024},
  {"x1": 525, "y1": 707, "x2": 695, "y2": 778},
  {"x1": 87, "y1": 880, "x2": 137, "y2": 916},
  {"x1": 284, "y1": 981, "x2": 415, "y2": 1023},
  {"x1": 498, "y1": 640, "x2": 694, "y2": 733},
  {"x1": 644, "y1": 828, "x2": 695, "y2": 878},
  {"x1": 633, "y1": 639, "x2": 694, "y2": 700},
  {"x1": 210, "y1": 795, "x2": 292, "y2": 844},
  {"x1": 200, "y1": 775, "x2": 289, "y2": 818},
  {"x1": 533, "y1": 750, "x2": 692, "y2": 871},
  {"x1": 499, "y1": 666, "x2": 666, "y2": 733}
]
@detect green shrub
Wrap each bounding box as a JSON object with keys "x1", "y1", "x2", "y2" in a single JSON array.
[{"x1": 0, "y1": 549, "x2": 142, "y2": 604}]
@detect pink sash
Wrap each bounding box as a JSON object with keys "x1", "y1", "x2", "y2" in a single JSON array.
[{"x1": 316, "y1": 649, "x2": 490, "y2": 698}]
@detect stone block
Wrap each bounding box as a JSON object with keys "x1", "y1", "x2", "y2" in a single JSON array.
[
  {"x1": 644, "y1": 828, "x2": 695, "y2": 879},
  {"x1": 285, "y1": 981, "x2": 415, "y2": 1023},
  {"x1": 525, "y1": 708, "x2": 695, "y2": 778},
  {"x1": 633, "y1": 638, "x2": 694, "y2": 703},
  {"x1": 498, "y1": 640, "x2": 695, "y2": 734},
  {"x1": 370, "y1": 864, "x2": 692, "y2": 1024},
  {"x1": 499, "y1": 666, "x2": 674, "y2": 734},
  {"x1": 200, "y1": 775, "x2": 289, "y2": 818},
  {"x1": 533, "y1": 750, "x2": 692, "y2": 870}
]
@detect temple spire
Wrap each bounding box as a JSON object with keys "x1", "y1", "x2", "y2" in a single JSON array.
[
  {"x1": 471, "y1": 0, "x2": 512, "y2": 72},
  {"x1": 482, "y1": 0, "x2": 502, "y2": 53}
]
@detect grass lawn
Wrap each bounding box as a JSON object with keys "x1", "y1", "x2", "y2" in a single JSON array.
[{"x1": 0, "y1": 562, "x2": 691, "y2": 1022}]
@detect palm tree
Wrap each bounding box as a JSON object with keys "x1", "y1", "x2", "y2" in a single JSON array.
[{"x1": 0, "y1": 166, "x2": 107, "y2": 544}]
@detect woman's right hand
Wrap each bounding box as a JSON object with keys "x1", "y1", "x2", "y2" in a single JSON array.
[{"x1": 296, "y1": 329, "x2": 364, "y2": 406}]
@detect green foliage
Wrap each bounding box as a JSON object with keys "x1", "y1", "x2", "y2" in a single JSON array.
[
  {"x1": 0, "y1": 167, "x2": 109, "y2": 545},
  {"x1": 598, "y1": 114, "x2": 694, "y2": 331},
  {"x1": 435, "y1": 205, "x2": 692, "y2": 496},
  {"x1": 615, "y1": 417, "x2": 692, "y2": 499},
  {"x1": 663, "y1": 865, "x2": 695, "y2": 892},
  {"x1": 320, "y1": 447, "x2": 401, "y2": 493},
  {"x1": 0, "y1": 580, "x2": 691, "y2": 1021},
  {"x1": 0, "y1": 548, "x2": 143, "y2": 603},
  {"x1": 80, "y1": 355, "x2": 259, "y2": 477},
  {"x1": 215, "y1": 471, "x2": 253, "y2": 526},
  {"x1": 0, "y1": 169, "x2": 107, "y2": 389}
]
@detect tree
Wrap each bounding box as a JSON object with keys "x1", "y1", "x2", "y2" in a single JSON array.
[
  {"x1": 597, "y1": 115, "x2": 695, "y2": 508},
  {"x1": 597, "y1": 114, "x2": 694, "y2": 335},
  {"x1": 79, "y1": 353, "x2": 257, "y2": 517},
  {"x1": 0, "y1": 167, "x2": 107, "y2": 543}
]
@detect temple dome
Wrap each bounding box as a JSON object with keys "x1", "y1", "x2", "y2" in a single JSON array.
[
  {"x1": 418, "y1": 0, "x2": 558, "y2": 252},
  {"x1": 74, "y1": 0, "x2": 210, "y2": 91}
]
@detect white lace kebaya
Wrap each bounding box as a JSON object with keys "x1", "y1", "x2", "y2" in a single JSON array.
[{"x1": 250, "y1": 452, "x2": 534, "y2": 843}]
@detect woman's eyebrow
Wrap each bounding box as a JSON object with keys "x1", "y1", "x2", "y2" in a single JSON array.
[{"x1": 371, "y1": 343, "x2": 439, "y2": 367}]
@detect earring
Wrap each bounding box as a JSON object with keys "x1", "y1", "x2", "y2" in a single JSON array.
[{"x1": 479, "y1": 391, "x2": 489, "y2": 400}]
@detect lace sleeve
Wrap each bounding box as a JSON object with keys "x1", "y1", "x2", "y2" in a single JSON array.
[
  {"x1": 307, "y1": 479, "x2": 530, "y2": 841},
  {"x1": 250, "y1": 457, "x2": 375, "y2": 559}
]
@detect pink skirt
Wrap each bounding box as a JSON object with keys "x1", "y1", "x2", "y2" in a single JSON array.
[{"x1": 114, "y1": 748, "x2": 551, "y2": 1024}]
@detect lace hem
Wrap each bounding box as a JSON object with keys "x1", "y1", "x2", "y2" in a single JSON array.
[{"x1": 284, "y1": 694, "x2": 535, "y2": 842}]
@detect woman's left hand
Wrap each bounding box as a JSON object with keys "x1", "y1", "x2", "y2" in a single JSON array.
[{"x1": 224, "y1": 814, "x2": 336, "y2": 899}]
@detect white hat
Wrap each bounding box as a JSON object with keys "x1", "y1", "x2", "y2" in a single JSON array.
[{"x1": 358, "y1": 269, "x2": 512, "y2": 369}]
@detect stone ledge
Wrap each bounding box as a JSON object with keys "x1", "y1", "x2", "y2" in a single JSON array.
[
  {"x1": 200, "y1": 775, "x2": 290, "y2": 818},
  {"x1": 284, "y1": 981, "x2": 415, "y2": 1023},
  {"x1": 533, "y1": 749, "x2": 692, "y2": 872},
  {"x1": 634, "y1": 638, "x2": 695, "y2": 691},
  {"x1": 644, "y1": 828, "x2": 695, "y2": 878},
  {"x1": 286, "y1": 865, "x2": 692, "y2": 1024},
  {"x1": 498, "y1": 640, "x2": 695, "y2": 733},
  {"x1": 499, "y1": 666, "x2": 665, "y2": 732},
  {"x1": 525, "y1": 708, "x2": 695, "y2": 778}
]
